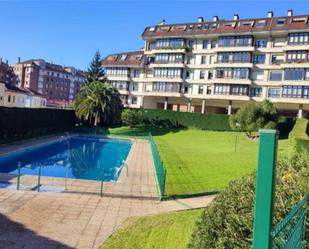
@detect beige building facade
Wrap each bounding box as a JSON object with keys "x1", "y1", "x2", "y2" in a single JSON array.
[
  {"x1": 1, "y1": 84, "x2": 46, "y2": 108},
  {"x1": 103, "y1": 10, "x2": 309, "y2": 117}
]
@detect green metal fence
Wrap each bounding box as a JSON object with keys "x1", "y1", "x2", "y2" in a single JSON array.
[
  {"x1": 253, "y1": 129, "x2": 309, "y2": 249},
  {"x1": 271, "y1": 194, "x2": 308, "y2": 249},
  {"x1": 148, "y1": 132, "x2": 166, "y2": 199}
]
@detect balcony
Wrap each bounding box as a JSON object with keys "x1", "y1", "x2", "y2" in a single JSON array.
[
  {"x1": 144, "y1": 47, "x2": 188, "y2": 54},
  {"x1": 213, "y1": 46, "x2": 255, "y2": 52},
  {"x1": 213, "y1": 78, "x2": 252, "y2": 85},
  {"x1": 283, "y1": 44, "x2": 309, "y2": 51},
  {"x1": 148, "y1": 62, "x2": 185, "y2": 68},
  {"x1": 106, "y1": 75, "x2": 131, "y2": 81},
  {"x1": 214, "y1": 61, "x2": 253, "y2": 68}
]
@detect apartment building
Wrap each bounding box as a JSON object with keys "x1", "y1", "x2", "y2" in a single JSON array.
[
  {"x1": 0, "y1": 58, "x2": 18, "y2": 85},
  {"x1": 13, "y1": 59, "x2": 85, "y2": 107},
  {"x1": 102, "y1": 10, "x2": 309, "y2": 117}
]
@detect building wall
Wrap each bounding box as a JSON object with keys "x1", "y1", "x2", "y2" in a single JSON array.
[
  {"x1": 13, "y1": 59, "x2": 85, "y2": 107},
  {"x1": 0, "y1": 83, "x2": 5, "y2": 106},
  {"x1": 103, "y1": 15, "x2": 309, "y2": 117}
]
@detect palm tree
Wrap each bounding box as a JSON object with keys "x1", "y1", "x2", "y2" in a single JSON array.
[{"x1": 74, "y1": 81, "x2": 122, "y2": 126}]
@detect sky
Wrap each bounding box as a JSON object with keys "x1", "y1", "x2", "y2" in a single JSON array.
[{"x1": 0, "y1": 0, "x2": 308, "y2": 70}]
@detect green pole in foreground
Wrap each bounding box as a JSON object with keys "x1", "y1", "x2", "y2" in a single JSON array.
[{"x1": 252, "y1": 129, "x2": 278, "y2": 249}]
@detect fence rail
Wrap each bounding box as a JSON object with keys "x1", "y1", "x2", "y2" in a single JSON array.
[
  {"x1": 271, "y1": 194, "x2": 308, "y2": 249},
  {"x1": 148, "y1": 132, "x2": 166, "y2": 199}
]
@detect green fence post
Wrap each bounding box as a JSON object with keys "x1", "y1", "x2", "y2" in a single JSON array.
[{"x1": 252, "y1": 129, "x2": 278, "y2": 249}]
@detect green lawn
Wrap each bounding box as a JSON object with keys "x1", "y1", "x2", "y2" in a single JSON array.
[
  {"x1": 100, "y1": 209, "x2": 202, "y2": 249},
  {"x1": 107, "y1": 127, "x2": 289, "y2": 196},
  {"x1": 154, "y1": 130, "x2": 288, "y2": 196}
]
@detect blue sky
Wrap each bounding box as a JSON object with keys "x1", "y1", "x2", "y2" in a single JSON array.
[{"x1": 0, "y1": 0, "x2": 308, "y2": 70}]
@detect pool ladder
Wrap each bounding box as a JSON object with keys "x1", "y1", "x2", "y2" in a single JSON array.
[{"x1": 16, "y1": 161, "x2": 42, "y2": 192}]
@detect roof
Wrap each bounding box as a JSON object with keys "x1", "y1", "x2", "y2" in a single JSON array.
[
  {"x1": 5, "y1": 84, "x2": 44, "y2": 97},
  {"x1": 102, "y1": 51, "x2": 144, "y2": 67},
  {"x1": 142, "y1": 14, "x2": 309, "y2": 39},
  {"x1": 16, "y1": 59, "x2": 85, "y2": 77}
]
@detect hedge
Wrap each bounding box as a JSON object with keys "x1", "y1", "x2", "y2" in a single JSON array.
[
  {"x1": 189, "y1": 151, "x2": 309, "y2": 249},
  {"x1": 142, "y1": 109, "x2": 232, "y2": 131},
  {"x1": 288, "y1": 118, "x2": 309, "y2": 154},
  {"x1": 0, "y1": 106, "x2": 76, "y2": 143}
]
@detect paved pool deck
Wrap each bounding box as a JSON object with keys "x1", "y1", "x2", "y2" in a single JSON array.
[
  {"x1": 0, "y1": 135, "x2": 216, "y2": 248},
  {"x1": 0, "y1": 189, "x2": 215, "y2": 249},
  {"x1": 0, "y1": 135, "x2": 158, "y2": 199}
]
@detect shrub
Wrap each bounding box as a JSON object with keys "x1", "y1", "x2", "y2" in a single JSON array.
[
  {"x1": 121, "y1": 109, "x2": 143, "y2": 128},
  {"x1": 142, "y1": 109, "x2": 232, "y2": 131},
  {"x1": 189, "y1": 151, "x2": 309, "y2": 249},
  {"x1": 288, "y1": 118, "x2": 309, "y2": 154},
  {"x1": 230, "y1": 100, "x2": 278, "y2": 137},
  {"x1": 0, "y1": 107, "x2": 76, "y2": 143}
]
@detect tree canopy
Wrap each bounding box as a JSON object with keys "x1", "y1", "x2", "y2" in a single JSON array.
[
  {"x1": 74, "y1": 81, "x2": 122, "y2": 126},
  {"x1": 229, "y1": 100, "x2": 278, "y2": 137},
  {"x1": 86, "y1": 51, "x2": 105, "y2": 83}
]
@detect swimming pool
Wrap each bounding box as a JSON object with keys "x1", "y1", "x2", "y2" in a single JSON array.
[{"x1": 0, "y1": 136, "x2": 132, "y2": 181}]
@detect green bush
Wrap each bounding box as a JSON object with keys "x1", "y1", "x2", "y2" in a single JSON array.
[
  {"x1": 229, "y1": 100, "x2": 278, "y2": 137},
  {"x1": 121, "y1": 109, "x2": 143, "y2": 128},
  {"x1": 0, "y1": 107, "x2": 76, "y2": 143},
  {"x1": 288, "y1": 118, "x2": 309, "y2": 154},
  {"x1": 142, "y1": 109, "x2": 232, "y2": 131},
  {"x1": 277, "y1": 116, "x2": 295, "y2": 137},
  {"x1": 189, "y1": 151, "x2": 309, "y2": 249}
]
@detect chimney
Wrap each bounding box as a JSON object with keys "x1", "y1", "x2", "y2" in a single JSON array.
[
  {"x1": 0, "y1": 58, "x2": 2, "y2": 64},
  {"x1": 233, "y1": 14, "x2": 239, "y2": 20},
  {"x1": 268, "y1": 11, "x2": 273, "y2": 18},
  {"x1": 158, "y1": 19, "x2": 165, "y2": 26},
  {"x1": 18, "y1": 57, "x2": 21, "y2": 63},
  {"x1": 5, "y1": 60, "x2": 8, "y2": 64},
  {"x1": 198, "y1": 16, "x2": 204, "y2": 23},
  {"x1": 288, "y1": 9, "x2": 293, "y2": 16},
  {"x1": 213, "y1": 16, "x2": 219, "y2": 22}
]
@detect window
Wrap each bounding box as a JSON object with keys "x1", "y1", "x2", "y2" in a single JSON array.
[
  {"x1": 255, "y1": 39, "x2": 267, "y2": 48},
  {"x1": 200, "y1": 71, "x2": 205, "y2": 79},
  {"x1": 130, "y1": 96, "x2": 137, "y2": 105},
  {"x1": 7, "y1": 95, "x2": 11, "y2": 102},
  {"x1": 155, "y1": 38, "x2": 185, "y2": 49},
  {"x1": 105, "y1": 67, "x2": 129, "y2": 76},
  {"x1": 286, "y1": 51, "x2": 309, "y2": 62},
  {"x1": 201, "y1": 56, "x2": 207, "y2": 64},
  {"x1": 255, "y1": 20, "x2": 266, "y2": 27},
  {"x1": 218, "y1": 36, "x2": 253, "y2": 47},
  {"x1": 284, "y1": 68, "x2": 309, "y2": 80},
  {"x1": 152, "y1": 82, "x2": 180, "y2": 92},
  {"x1": 154, "y1": 68, "x2": 182, "y2": 78},
  {"x1": 303, "y1": 86, "x2": 309, "y2": 98},
  {"x1": 187, "y1": 40, "x2": 195, "y2": 48},
  {"x1": 252, "y1": 70, "x2": 264, "y2": 80},
  {"x1": 276, "y1": 19, "x2": 286, "y2": 25},
  {"x1": 214, "y1": 84, "x2": 248, "y2": 95},
  {"x1": 288, "y1": 33, "x2": 309, "y2": 45},
  {"x1": 282, "y1": 85, "x2": 303, "y2": 98},
  {"x1": 269, "y1": 71, "x2": 283, "y2": 81},
  {"x1": 211, "y1": 40, "x2": 217, "y2": 49},
  {"x1": 268, "y1": 88, "x2": 281, "y2": 98},
  {"x1": 198, "y1": 86, "x2": 204, "y2": 94},
  {"x1": 216, "y1": 68, "x2": 250, "y2": 79},
  {"x1": 217, "y1": 52, "x2": 251, "y2": 63},
  {"x1": 250, "y1": 87, "x2": 262, "y2": 97},
  {"x1": 253, "y1": 54, "x2": 265, "y2": 64},
  {"x1": 202, "y1": 40, "x2": 208, "y2": 49},
  {"x1": 155, "y1": 53, "x2": 183, "y2": 64},
  {"x1": 206, "y1": 86, "x2": 212, "y2": 94}
]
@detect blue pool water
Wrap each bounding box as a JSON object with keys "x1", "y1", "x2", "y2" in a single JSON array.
[{"x1": 0, "y1": 136, "x2": 132, "y2": 181}]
